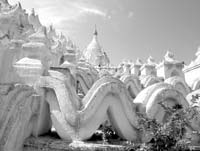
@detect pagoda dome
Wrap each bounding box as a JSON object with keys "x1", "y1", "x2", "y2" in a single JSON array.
[
  {"x1": 83, "y1": 26, "x2": 109, "y2": 67},
  {"x1": 86, "y1": 31, "x2": 102, "y2": 56}
]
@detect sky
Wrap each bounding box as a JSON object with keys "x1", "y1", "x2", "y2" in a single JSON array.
[{"x1": 10, "y1": 0, "x2": 200, "y2": 65}]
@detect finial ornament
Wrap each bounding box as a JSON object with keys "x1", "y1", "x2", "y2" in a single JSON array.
[
  {"x1": 147, "y1": 56, "x2": 156, "y2": 65},
  {"x1": 164, "y1": 51, "x2": 175, "y2": 62},
  {"x1": 136, "y1": 58, "x2": 143, "y2": 65}
]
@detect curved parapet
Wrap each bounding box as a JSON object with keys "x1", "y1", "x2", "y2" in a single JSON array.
[
  {"x1": 0, "y1": 84, "x2": 51, "y2": 151},
  {"x1": 120, "y1": 75, "x2": 142, "y2": 99},
  {"x1": 99, "y1": 69, "x2": 111, "y2": 78},
  {"x1": 76, "y1": 68, "x2": 94, "y2": 95},
  {"x1": 134, "y1": 83, "x2": 189, "y2": 123},
  {"x1": 35, "y1": 68, "x2": 142, "y2": 142},
  {"x1": 165, "y1": 76, "x2": 191, "y2": 97},
  {"x1": 63, "y1": 65, "x2": 99, "y2": 96},
  {"x1": 140, "y1": 75, "x2": 162, "y2": 88},
  {"x1": 77, "y1": 62, "x2": 99, "y2": 81},
  {"x1": 77, "y1": 67, "x2": 98, "y2": 86},
  {"x1": 192, "y1": 78, "x2": 200, "y2": 91},
  {"x1": 113, "y1": 63, "x2": 124, "y2": 79},
  {"x1": 77, "y1": 61, "x2": 98, "y2": 75}
]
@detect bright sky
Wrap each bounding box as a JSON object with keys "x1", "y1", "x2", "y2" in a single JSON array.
[{"x1": 10, "y1": 0, "x2": 200, "y2": 65}]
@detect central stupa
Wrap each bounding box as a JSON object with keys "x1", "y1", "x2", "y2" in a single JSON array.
[{"x1": 83, "y1": 26, "x2": 110, "y2": 67}]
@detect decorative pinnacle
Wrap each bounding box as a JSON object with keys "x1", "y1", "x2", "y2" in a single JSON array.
[
  {"x1": 147, "y1": 56, "x2": 156, "y2": 66},
  {"x1": 50, "y1": 24, "x2": 53, "y2": 31},
  {"x1": 31, "y1": 8, "x2": 35, "y2": 16},
  {"x1": 164, "y1": 51, "x2": 175, "y2": 61},
  {"x1": 136, "y1": 58, "x2": 143, "y2": 65}
]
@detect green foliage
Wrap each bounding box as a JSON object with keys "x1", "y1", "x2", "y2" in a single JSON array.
[
  {"x1": 100, "y1": 103, "x2": 198, "y2": 150},
  {"x1": 89, "y1": 123, "x2": 120, "y2": 143},
  {"x1": 99, "y1": 124, "x2": 120, "y2": 143},
  {"x1": 136, "y1": 103, "x2": 196, "y2": 151},
  {"x1": 91, "y1": 95, "x2": 200, "y2": 151}
]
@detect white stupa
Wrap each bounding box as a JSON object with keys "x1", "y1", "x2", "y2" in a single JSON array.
[{"x1": 83, "y1": 26, "x2": 110, "y2": 67}]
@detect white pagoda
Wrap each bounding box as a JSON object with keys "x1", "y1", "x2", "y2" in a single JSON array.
[{"x1": 83, "y1": 26, "x2": 110, "y2": 67}]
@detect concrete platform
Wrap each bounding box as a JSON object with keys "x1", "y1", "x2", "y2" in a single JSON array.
[
  {"x1": 23, "y1": 135, "x2": 200, "y2": 151},
  {"x1": 23, "y1": 136, "x2": 134, "y2": 151}
]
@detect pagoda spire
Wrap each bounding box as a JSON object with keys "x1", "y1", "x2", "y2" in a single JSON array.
[
  {"x1": 94, "y1": 24, "x2": 98, "y2": 36},
  {"x1": 18, "y1": 2, "x2": 22, "y2": 9}
]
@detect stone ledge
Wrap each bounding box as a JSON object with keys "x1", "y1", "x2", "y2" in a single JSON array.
[{"x1": 23, "y1": 136, "x2": 131, "y2": 151}]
